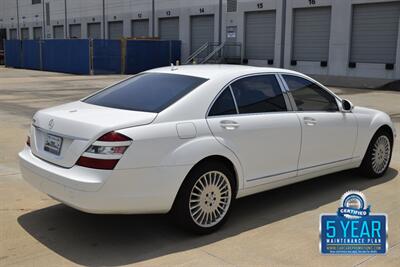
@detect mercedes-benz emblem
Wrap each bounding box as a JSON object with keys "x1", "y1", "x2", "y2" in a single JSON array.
[{"x1": 48, "y1": 119, "x2": 55, "y2": 129}]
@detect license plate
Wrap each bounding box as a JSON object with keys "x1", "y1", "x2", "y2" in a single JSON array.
[{"x1": 44, "y1": 134, "x2": 63, "y2": 155}]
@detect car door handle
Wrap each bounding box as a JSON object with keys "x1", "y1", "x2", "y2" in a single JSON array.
[
  {"x1": 303, "y1": 117, "x2": 317, "y2": 126},
  {"x1": 220, "y1": 120, "x2": 240, "y2": 130}
]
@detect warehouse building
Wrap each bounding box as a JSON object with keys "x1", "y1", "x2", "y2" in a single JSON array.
[{"x1": 0, "y1": 0, "x2": 399, "y2": 85}]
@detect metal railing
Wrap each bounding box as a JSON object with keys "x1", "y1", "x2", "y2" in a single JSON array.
[
  {"x1": 200, "y1": 42, "x2": 225, "y2": 64},
  {"x1": 184, "y1": 42, "x2": 210, "y2": 64},
  {"x1": 185, "y1": 41, "x2": 243, "y2": 65},
  {"x1": 222, "y1": 42, "x2": 243, "y2": 64}
]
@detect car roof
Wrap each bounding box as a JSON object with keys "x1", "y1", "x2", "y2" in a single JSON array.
[{"x1": 146, "y1": 64, "x2": 301, "y2": 80}]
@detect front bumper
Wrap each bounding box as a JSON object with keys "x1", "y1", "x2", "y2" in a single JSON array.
[{"x1": 19, "y1": 147, "x2": 191, "y2": 214}]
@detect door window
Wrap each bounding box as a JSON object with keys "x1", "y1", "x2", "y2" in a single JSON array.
[
  {"x1": 283, "y1": 75, "x2": 338, "y2": 112},
  {"x1": 209, "y1": 88, "x2": 237, "y2": 116},
  {"x1": 230, "y1": 75, "x2": 287, "y2": 114}
]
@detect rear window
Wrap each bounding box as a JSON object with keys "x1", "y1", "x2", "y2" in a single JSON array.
[{"x1": 84, "y1": 73, "x2": 207, "y2": 112}]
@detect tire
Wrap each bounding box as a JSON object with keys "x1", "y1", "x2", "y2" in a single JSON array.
[
  {"x1": 359, "y1": 129, "x2": 393, "y2": 178},
  {"x1": 172, "y1": 161, "x2": 236, "y2": 234}
]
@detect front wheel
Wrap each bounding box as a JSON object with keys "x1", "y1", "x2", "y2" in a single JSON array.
[
  {"x1": 173, "y1": 162, "x2": 235, "y2": 234},
  {"x1": 359, "y1": 130, "x2": 393, "y2": 178}
]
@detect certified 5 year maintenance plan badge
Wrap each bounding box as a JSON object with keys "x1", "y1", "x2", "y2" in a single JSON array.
[{"x1": 320, "y1": 191, "x2": 387, "y2": 254}]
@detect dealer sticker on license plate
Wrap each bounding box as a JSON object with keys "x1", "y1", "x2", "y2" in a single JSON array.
[{"x1": 44, "y1": 134, "x2": 63, "y2": 155}]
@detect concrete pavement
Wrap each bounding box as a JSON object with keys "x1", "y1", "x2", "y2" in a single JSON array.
[{"x1": 0, "y1": 67, "x2": 399, "y2": 267}]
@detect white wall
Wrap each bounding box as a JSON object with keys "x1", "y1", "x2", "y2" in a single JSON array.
[
  {"x1": 284, "y1": 0, "x2": 400, "y2": 80},
  {"x1": 0, "y1": 0, "x2": 399, "y2": 81}
]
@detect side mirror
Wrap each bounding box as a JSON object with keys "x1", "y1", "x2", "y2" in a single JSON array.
[{"x1": 341, "y1": 99, "x2": 354, "y2": 112}]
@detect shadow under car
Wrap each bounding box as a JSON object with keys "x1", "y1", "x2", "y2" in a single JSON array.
[{"x1": 18, "y1": 168, "x2": 398, "y2": 266}]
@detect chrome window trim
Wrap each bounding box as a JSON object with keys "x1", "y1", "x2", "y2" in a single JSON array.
[
  {"x1": 278, "y1": 73, "x2": 341, "y2": 113},
  {"x1": 229, "y1": 85, "x2": 240, "y2": 114}
]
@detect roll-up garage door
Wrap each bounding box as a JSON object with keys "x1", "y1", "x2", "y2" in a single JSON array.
[
  {"x1": 53, "y1": 25, "x2": 64, "y2": 39},
  {"x1": 9, "y1": 29, "x2": 17, "y2": 40},
  {"x1": 292, "y1": 7, "x2": 331, "y2": 62},
  {"x1": 190, "y1": 15, "x2": 214, "y2": 54},
  {"x1": 33, "y1": 27, "x2": 42, "y2": 40},
  {"x1": 350, "y1": 2, "x2": 400, "y2": 64},
  {"x1": 108, "y1": 21, "x2": 123, "y2": 40},
  {"x1": 244, "y1": 11, "x2": 276, "y2": 60},
  {"x1": 131, "y1": 19, "x2": 149, "y2": 37},
  {"x1": 88, "y1": 23, "x2": 101, "y2": 39},
  {"x1": 69, "y1": 24, "x2": 81, "y2": 38},
  {"x1": 21, "y1": 28, "x2": 29, "y2": 40},
  {"x1": 159, "y1": 17, "x2": 179, "y2": 40}
]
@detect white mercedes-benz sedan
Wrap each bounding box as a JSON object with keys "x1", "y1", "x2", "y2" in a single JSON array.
[{"x1": 19, "y1": 65, "x2": 395, "y2": 233}]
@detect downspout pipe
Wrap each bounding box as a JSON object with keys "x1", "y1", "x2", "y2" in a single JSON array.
[
  {"x1": 280, "y1": 0, "x2": 287, "y2": 68},
  {"x1": 16, "y1": 0, "x2": 20, "y2": 39}
]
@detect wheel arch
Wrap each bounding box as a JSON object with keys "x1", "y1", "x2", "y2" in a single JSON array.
[
  {"x1": 375, "y1": 124, "x2": 394, "y2": 142},
  {"x1": 190, "y1": 155, "x2": 240, "y2": 196},
  {"x1": 170, "y1": 154, "x2": 242, "y2": 214},
  {"x1": 360, "y1": 124, "x2": 395, "y2": 163},
  {"x1": 369, "y1": 110, "x2": 396, "y2": 142},
  {"x1": 355, "y1": 109, "x2": 396, "y2": 161}
]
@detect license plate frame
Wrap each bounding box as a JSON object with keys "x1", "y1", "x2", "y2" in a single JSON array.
[{"x1": 44, "y1": 133, "x2": 63, "y2": 156}]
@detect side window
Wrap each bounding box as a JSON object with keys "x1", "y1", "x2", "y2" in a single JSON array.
[
  {"x1": 230, "y1": 75, "x2": 287, "y2": 114},
  {"x1": 209, "y1": 88, "x2": 237, "y2": 116},
  {"x1": 283, "y1": 75, "x2": 339, "y2": 112}
]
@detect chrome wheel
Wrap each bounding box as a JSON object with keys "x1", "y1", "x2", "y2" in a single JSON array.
[
  {"x1": 371, "y1": 135, "x2": 391, "y2": 174},
  {"x1": 189, "y1": 171, "x2": 232, "y2": 228}
]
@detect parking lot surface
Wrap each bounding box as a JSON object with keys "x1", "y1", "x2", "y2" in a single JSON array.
[{"x1": 0, "y1": 67, "x2": 399, "y2": 267}]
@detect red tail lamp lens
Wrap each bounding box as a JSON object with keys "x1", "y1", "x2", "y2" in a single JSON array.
[
  {"x1": 98, "y1": 132, "x2": 131, "y2": 142},
  {"x1": 76, "y1": 131, "x2": 132, "y2": 170},
  {"x1": 76, "y1": 157, "x2": 119, "y2": 170}
]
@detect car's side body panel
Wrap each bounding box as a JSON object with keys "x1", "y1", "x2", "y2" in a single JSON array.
[
  {"x1": 18, "y1": 65, "x2": 396, "y2": 215},
  {"x1": 117, "y1": 119, "x2": 245, "y2": 192},
  {"x1": 236, "y1": 160, "x2": 361, "y2": 198},
  {"x1": 295, "y1": 112, "x2": 358, "y2": 172},
  {"x1": 207, "y1": 113, "x2": 302, "y2": 188},
  {"x1": 352, "y1": 107, "x2": 396, "y2": 160},
  {"x1": 19, "y1": 146, "x2": 192, "y2": 214}
]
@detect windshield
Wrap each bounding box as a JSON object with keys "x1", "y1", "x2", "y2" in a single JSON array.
[{"x1": 84, "y1": 73, "x2": 207, "y2": 112}]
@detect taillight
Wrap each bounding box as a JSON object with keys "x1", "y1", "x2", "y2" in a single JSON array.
[
  {"x1": 26, "y1": 136, "x2": 31, "y2": 147},
  {"x1": 98, "y1": 132, "x2": 131, "y2": 142},
  {"x1": 76, "y1": 131, "x2": 132, "y2": 170},
  {"x1": 76, "y1": 157, "x2": 120, "y2": 170}
]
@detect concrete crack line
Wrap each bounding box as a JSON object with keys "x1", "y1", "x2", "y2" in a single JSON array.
[
  {"x1": 200, "y1": 249, "x2": 237, "y2": 266},
  {"x1": 353, "y1": 241, "x2": 400, "y2": 267}
]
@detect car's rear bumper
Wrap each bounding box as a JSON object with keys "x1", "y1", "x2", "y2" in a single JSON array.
[{"x1": 19, "y1": 147, "x2": 191, "y2": 214}]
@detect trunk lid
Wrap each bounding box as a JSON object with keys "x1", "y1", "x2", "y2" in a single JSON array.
[{"x1": 30, "y1": 101, "x2": 157, "y2": 168}]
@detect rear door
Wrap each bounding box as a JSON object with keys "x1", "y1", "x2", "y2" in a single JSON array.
[
  {"x1": 281, "y1": 74, "x2": 357, "y2": 174},
  {"x1": 207, "y1": 74, "x2": 301, "y2": 187}
]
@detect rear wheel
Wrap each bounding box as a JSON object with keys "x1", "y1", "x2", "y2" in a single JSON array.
[
  {"x1": 359, "y1": 130, "x2": 393, "y2": 178},
  {"x1": 173, "y1": 161, "x2": 235, "y2": 234}
]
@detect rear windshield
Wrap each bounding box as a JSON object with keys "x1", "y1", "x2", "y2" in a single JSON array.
[{"x1": 84, "y1": 73, "x2": 207, "y2": 113}]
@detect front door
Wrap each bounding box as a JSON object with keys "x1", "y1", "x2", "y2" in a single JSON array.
[
  {"x1": 207, "y1": 74, "x2": 301, "y2": 187},
  {"x1": 281, "y1": 74, "x2": 357, "y2": 173}
]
